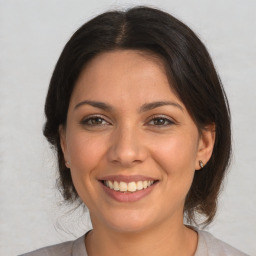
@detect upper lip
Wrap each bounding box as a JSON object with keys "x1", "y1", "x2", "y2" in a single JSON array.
[{"x1": 99, "y1": 175, "x2": 158, "y2": 183}]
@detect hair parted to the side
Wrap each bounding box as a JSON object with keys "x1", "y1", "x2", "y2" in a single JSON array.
[{"x1": 43, "y1": 6, "x2": 231, "y2": 226}]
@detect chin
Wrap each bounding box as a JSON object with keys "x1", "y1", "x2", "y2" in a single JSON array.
[{"x1": 97, "y1": 208, "x2": 157, "y2": 233}]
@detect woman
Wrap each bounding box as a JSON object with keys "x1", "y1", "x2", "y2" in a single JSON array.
[{"x1": 21, "y1": 6, "x2": 248, "y2": 256}]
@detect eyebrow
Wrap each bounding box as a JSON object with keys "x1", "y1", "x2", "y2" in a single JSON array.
[
  {"x1": 74, "y1": 100, "x2": 183, "y2": 112},
  {"x1": 74, "y1": 100, "x2": 113, "y2": 111},
  {"x1": 139, "y1": 101, "x2": 184, "y2": 112}
]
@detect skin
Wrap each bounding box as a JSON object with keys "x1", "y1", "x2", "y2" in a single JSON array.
[{"x1": 60, "y1": 50, "x2": 215, "y2": 256}]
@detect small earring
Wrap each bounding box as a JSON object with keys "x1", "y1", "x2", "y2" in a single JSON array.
[
  {"x1": 199, "y1": 160, "x2": 204, "y2": 169},
  {"x1": 65, "y1": 161, "x2": 70, "y2": 167}
]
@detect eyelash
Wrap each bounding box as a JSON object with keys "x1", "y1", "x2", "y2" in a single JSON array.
[
  {"x1": 80, "y1": 115, "x2": 110, "y2": 126},
  {"x1": 147, "y1": 115, "x2": 175, "y2": 126},
  {"x1": 80, "y1": 115, "x2": 175, "y2": 127}
]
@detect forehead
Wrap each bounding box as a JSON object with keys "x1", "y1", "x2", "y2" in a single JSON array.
[{"x1": 70, "y1": 50, "x2": 183, "y2": 108}]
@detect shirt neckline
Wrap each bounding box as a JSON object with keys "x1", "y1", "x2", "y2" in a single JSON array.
[{"x1": 72, "y1": 228, "x2": 205, "y2": 256}]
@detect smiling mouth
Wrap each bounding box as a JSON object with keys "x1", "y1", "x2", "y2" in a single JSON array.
[{"x1": 101, "y1": 180, "x2": 158, "y2": 193}]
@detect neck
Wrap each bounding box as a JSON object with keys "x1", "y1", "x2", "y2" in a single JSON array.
[{"x1": 85, "y1": 218, "x2": 198, "y2": 256}]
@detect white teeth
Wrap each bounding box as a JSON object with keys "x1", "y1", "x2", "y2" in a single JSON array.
[
  {"x1": 127, "y1": 182, "x2": 136, "y2": 192},
  {"x1": 104, "y1": 180, "x2": 155, "y2": 192},
  {"x1": 114, "y1": 181, "x2": 119, "y2": 191},
  {"x1": 120, "y1": 182, "x2": 127, "y2": 192},
  {"x1": 136, "y1": 181, "x2": 143, "y2": 190},
  {"x1": 109, "y1": 181, "x2": 114, "y2": 189}
]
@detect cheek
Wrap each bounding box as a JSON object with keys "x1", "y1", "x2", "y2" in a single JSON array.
[
  {"x1": 155, "y1": 138, "x2": 197, "y2": 212},
  {"x1": 67, "y1": 132, "x2": 106, "y2": 171},
  {"x1": 149, "y1": 133, "x2": 198, "y2": 198},
  {"x1": 66, "y1": 133, "x2": 108, "y2": 205},
  {"x1": 66, "y1": 132, "x2": 108, "y2": 198},
  {"x1": 151, "y1": 134, "x2": 198, "y2": 170}
]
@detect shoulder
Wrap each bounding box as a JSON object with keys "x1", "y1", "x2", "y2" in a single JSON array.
[
  {"x1": 196, "y1": 229, "x2": 249, "y2": 256},
  {"x1": 18, "y1": 234, "x2": 87, "y2": 256}
]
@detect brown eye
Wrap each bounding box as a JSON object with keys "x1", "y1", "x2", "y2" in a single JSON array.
[
  {"x1": 148, "y1": 117, "x2": 173, "y2": 126},
  {"x1": 81, "y1": 116, "x2": 109, "y2": 126}
]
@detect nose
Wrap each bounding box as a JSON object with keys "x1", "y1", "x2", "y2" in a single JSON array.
[{"x1": 107, "y1": 124, "x2": 147, "y2": 167}]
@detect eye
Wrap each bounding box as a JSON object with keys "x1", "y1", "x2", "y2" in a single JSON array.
[
  {"x1": 147, "y1": 116, "x2": 174, "y2": 126},
  {"x1": 81, "y1": 115, "x2": 110, "y2": 126}
]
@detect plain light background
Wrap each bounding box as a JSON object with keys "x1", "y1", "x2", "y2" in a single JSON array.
[{"x1": 0, "y1": 0, "x2": 255, "y2": 255}]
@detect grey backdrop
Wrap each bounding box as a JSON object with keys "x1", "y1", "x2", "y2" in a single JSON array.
[{"x1": 0, "y1": 0, "x2": 255, "y2": 255}]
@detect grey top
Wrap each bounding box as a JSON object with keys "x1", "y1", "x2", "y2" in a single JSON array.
[{"x1": 19, "y1": 229, "x2": 249, "y2": 256}]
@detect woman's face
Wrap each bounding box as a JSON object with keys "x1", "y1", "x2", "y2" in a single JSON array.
[{"x1": 60, "y1": 50, "x2": 214, "y2": 233}]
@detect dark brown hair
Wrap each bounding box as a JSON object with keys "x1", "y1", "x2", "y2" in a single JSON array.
[{"x1": 43, "y1": 6, "x2": 231, "y2": 225}]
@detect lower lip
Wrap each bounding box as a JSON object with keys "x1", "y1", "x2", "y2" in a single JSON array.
[{"x1": 101, "y1": 182, "x2": 157, "y2": 202}]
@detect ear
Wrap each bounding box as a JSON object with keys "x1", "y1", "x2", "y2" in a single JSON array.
[
  {"x1": 59, "y1": 125, "x2": 70, "y2": 168},
  {"x1": 195, "y1": 123, "x2": 216, "y2": 170}
]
